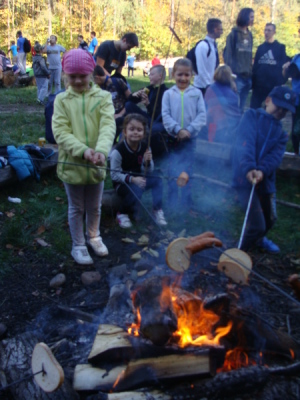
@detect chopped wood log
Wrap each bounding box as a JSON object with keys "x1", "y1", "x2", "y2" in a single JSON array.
[
  {"x1": 74, "y1": 348, "x2": 224, "y2": 392},
  {"x1": 88, "y1": 325, "x2": 134, "y2": 364}
]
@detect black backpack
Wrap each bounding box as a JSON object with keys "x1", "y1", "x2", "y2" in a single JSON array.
[
  {"x1": 23, "y1": 38, "x2": 31, "y2": 53},
  {"x1": 186, "y1": 39, "x2": 211, "y2": 74}
]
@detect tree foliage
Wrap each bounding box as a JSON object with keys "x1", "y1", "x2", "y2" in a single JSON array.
[{"x1": 0, "y1": 0, "x2": 299, "y2": 59}]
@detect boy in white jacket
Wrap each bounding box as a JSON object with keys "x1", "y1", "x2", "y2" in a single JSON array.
[{"x1": 162, "y1": 58, "x2": 206, "y2": 210}]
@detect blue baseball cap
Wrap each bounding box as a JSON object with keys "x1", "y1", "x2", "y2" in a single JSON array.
[{"x1": 268, "y1": 86, "x2": 296, "y2": 113}]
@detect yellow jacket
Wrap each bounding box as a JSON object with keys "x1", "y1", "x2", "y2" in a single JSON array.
[{"x1": 52, "y1": 84, "x2": 116, "y2": 185}]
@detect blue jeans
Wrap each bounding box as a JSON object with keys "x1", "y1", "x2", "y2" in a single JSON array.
[
  {"x1": 236, "y1": 76, "x2": 252, "y2": 112},
  {"x1": 49, "y1": 68, "x2": 62, "y2": 95},
  {"x1": 36, "y1": 77, "x2": 49, "y2": 102}
]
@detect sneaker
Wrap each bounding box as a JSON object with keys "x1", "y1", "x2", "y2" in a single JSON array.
[
  {"x1": 116, "y1": 213, "x2": 132, "y2": 228},
  {"x1": 87, "y1": 237, "x2": 108, "y2": 257},
  {"x1": 37, "y1": 99, "x2": 44, "y2": 106},
  {"x1": 153, "y1": 209, "x2": 167, "y2": 226},
  {"x1": 257, "y1": 237, "x2": 280, "y2": 254},
  {"x1": 71, "y1": 246, "x2": 93, "y2": 265}
]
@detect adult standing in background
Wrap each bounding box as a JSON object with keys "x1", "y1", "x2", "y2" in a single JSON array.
[
  {"x1": 88, "y1": 31, "x2": 98, "y2": 58},
  {"x1": 43, "y1": 35, "x2": 66, "y2": 95},
  {"x1": 251, "y1": 23, "x2": 289, "y2": 109},
  {"x1": 194, "y1": 18, "x2": 223, "y2": 96},
  {"x1": 224, "y1": 8, "x2": 254, "y2": 112},
  {"x1": 16, "y1": 30, "x2": 26, "y2": 73},
  {"x1": 126, "y1": 53, "x2": 136, "y2": 77},
  {"x1": 151, "y1": 54, "x2": 160, "y2": 66},
  {"x1": 95, "y1": 33, "x2": 139, "y2": 78}
]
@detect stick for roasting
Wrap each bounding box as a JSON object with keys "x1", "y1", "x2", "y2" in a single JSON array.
[{"x1": 238, "y1": 180, "x2": 256, "y2": 250}]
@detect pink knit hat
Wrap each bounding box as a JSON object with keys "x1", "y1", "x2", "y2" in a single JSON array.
[{"x1": 62, "y1": 49, "x2": 95, "y2": 74}]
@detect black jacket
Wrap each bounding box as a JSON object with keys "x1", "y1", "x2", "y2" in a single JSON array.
[{"x1": 252, "y1": 41, "x2": 289, "y2": 91}]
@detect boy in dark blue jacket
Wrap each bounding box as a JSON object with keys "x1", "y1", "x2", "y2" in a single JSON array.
[{"x1": 232, "y1": 86, "x2": 296, "y2": 253}]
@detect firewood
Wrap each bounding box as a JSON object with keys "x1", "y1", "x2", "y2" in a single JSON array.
[
  {"x1": 105, "y1": 390, "x2": 171, "y2": 399},
  {"x1": 88, "y1": 325, "x2": 134, "y2": 364},
  {"x1": 74, "y1": 349, "x2": 221, "y2": 392}
]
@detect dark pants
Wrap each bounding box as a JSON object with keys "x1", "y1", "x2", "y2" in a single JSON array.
[
  {"x1": 128, "y1": 66, "x2": 134, "y2": 77},
  {"x1": 125, "y1": 102, "x2": 168, "y2": 157},
  {"x1": 237, "y1": 188, "x2": 277, "y2": 251},
  {"x1": 165, "y1": 138, "x2": 195, "y2": 210},
  {"x1": 116, "y1": 173, "x2": 163, "y2": 215},
  {"x1": 292, "y1": 105, "x2": 300, "y2": 154},
  {"x1": 250, "y1": 87, "x2": 271, "y2": 109}
]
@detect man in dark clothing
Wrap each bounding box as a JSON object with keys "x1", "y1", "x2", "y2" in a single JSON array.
[
  {"x1": 250, "y1": 23, "x2": 289, "y2": 109},
  {"x1": 77, "y1": 35, "x2": 89, "y2": 51},
  {"x1": 95, "y1": 32, "x2": 138, "y2": 77}
]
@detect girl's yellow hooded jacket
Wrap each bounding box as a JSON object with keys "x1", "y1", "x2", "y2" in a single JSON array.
[{"x1": 52, "y1": 84, "x2": 116, "y2": 185}]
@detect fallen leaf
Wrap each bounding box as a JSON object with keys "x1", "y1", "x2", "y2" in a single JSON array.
[
  {"x1": 138, "y1": 234, "x2": 149, "y2": 245},
  {"x1": 36, "y1": 225, "x2": 46, "y2": 235},
  {"x1": 122, "y1": 237, "x2": 135, "y2": 243},
  {"x1": 35, "y1": 238, "x2": 50, "y2": 247},
  {"x1": 55, "y1": 197, "x2": 62, "y2": 201},
  {"x1": 137, "y1": 270, "x2": 148, "y2": 276},
  {"x1": 5, "y1": 212, "x2": 15, "y2": 218},
  {"x1": 6, "y1": 244, "x2": 14, "y2": 249},
  {"x1": 32, "y1": 291, "x2": 40, "y2": 297},
  {"x1": 291, "y1": 259, "x2": 300, "y2": 266},
  {"x1": 146, "y1": 248, "x2": 159, "y2": 258},
  {"x1": 131, "y1": 251, "x2": 142, "y2": 261}
]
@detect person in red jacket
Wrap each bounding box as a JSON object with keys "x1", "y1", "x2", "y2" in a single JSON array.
[{"x1": 151, "y1": 54, "x2": 160, "y2": 66}]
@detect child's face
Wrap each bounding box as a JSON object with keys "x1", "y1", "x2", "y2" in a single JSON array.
[
  {"x1": 265, "y1": 97, "x2": 287, "y2": 120},
  {"x1": 149, "y1": 68, "x2": 163, "y2": 86},
  {"x1": 93, "y1": 75, "x2": 106, "y2": 86},
  {"x1": 173, "y1": 65, "x2": 192, "y2": 91},
  {"x1": 124, "y1": 119, "x2": 144, "y2": 146},
  {"x1": 68, "y1": 73, "x2": 91, "y2": 93}
]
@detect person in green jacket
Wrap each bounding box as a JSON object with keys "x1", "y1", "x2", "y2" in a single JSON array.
[{"x1": 52, "y1": 49, "x2": 116, "y2": 265}]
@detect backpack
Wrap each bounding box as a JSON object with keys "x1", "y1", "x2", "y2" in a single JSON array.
[
  {"x1": 23, "y1": 38, "x2": 31, "y2": 53},
  {"x1": 186, "y1": 39, "x2": 211, "y2": 74}
]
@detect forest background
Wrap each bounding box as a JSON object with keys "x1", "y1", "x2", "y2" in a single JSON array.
[{"x1": 0, "y1": 0, "x2": 300, "y2": 62}]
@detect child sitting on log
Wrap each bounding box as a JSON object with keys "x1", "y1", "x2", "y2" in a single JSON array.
[
  {"x1": 110, "y1": 113, "x2": 167, "y2": 228},
  {"x1": 232, "y1": 86, "x2": 296, "y2": 253}
]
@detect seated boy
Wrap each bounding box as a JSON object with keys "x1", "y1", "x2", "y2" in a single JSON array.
[
  {"x1": 232, "y1": 86, "x2": 296, "y2": 253},
  {"x1": 125, "y1": 64, "x2": 168, "y2": 157}
]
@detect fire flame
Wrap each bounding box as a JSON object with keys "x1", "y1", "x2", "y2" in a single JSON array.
[{"x1": 128, "y1": 283, "x2": 232, "y2": 349}]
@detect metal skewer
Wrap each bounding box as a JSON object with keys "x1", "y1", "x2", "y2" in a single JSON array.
[{"x1": 238, "y1": 179, "x2": 256, "y2": 250}]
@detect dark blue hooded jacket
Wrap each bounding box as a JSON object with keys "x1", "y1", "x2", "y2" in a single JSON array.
[{"x1": 232, "y1": 108, "x2": 288, "y2": 194}]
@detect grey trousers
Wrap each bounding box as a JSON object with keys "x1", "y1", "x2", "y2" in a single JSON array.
[
  {"x1": 48, "y1": 68, "x2": 62, "y2": 94},
  {"x1": 36, "y1": 77, "x2": 48, "y2": 102},
  {"x1": 64, "y1": 181, "x2": 104, "y2": 247},
  {"x1": 17, "y1": 52, "x2": 26, "y2": 74}
]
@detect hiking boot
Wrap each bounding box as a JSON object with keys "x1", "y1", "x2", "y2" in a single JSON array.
[
  {"x1": 37, "y1": 99, "x2": 45, "y2": 106},
  {"x1": 116, "y1": 213, "x2": 132, "y2": 228},
  {"x1": 257, "y1": 237, "x2": 280, "y2": 254},
  {"x1": 87, "y1": 237, "x2": 108, "y2": 257},
  {"x1": 71, "y1": 246, "x2": 93, "y2": 265},
  {"x1": 153, "y1": 209, "x2": 167, "y2": 226}
]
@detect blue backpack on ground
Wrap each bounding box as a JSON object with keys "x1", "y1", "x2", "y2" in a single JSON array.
[{"x1": 186, "y1": 39, "x2": 211, "y2": 74}]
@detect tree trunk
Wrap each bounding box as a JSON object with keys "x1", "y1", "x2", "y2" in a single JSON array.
[{"x1": 48, "y1": 0, "x2": 52, "y2": 35}]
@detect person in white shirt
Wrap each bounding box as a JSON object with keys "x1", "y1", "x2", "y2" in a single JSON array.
[{"x1": 194, "y1": 18, "x2": 223, "y2": 96}]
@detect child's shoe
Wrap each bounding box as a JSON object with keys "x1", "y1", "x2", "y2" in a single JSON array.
[
  {"x1": 87, "y1": 237, "x2": 108, "y2": 257},
  {"x1": 153, "y1": 209, "x2": 167, "y2": 226},
  {"x1": 71, "y1": 246, "x2": 93, "y2": 265},
  {"x1": 257, "y1": 237, "x2": 280, "y2": 254},
  {"x1": 116, "y1": 213, "x2": 132, "y2": 228}
]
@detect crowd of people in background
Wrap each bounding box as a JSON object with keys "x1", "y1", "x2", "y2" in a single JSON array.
[{"x1": 1, "y1": 8, "x2": 299, "y2": 265}]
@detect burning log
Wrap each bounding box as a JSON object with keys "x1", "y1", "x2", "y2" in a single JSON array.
[
  {"x1": 74, "y1": 348, "x2": 225, "y2": 392},
  {"x1": 131, "y1": 277, "x2": 177, "y2": 346}
]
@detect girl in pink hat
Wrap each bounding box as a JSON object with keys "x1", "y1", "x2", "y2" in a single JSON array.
[{"x1": 52, "y1": 49, "x2": 116, "y2": 265}]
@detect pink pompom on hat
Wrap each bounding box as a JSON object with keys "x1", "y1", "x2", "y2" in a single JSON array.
[{"x1": 62, "y1": 49, "x2": 95, "y2": 75}]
